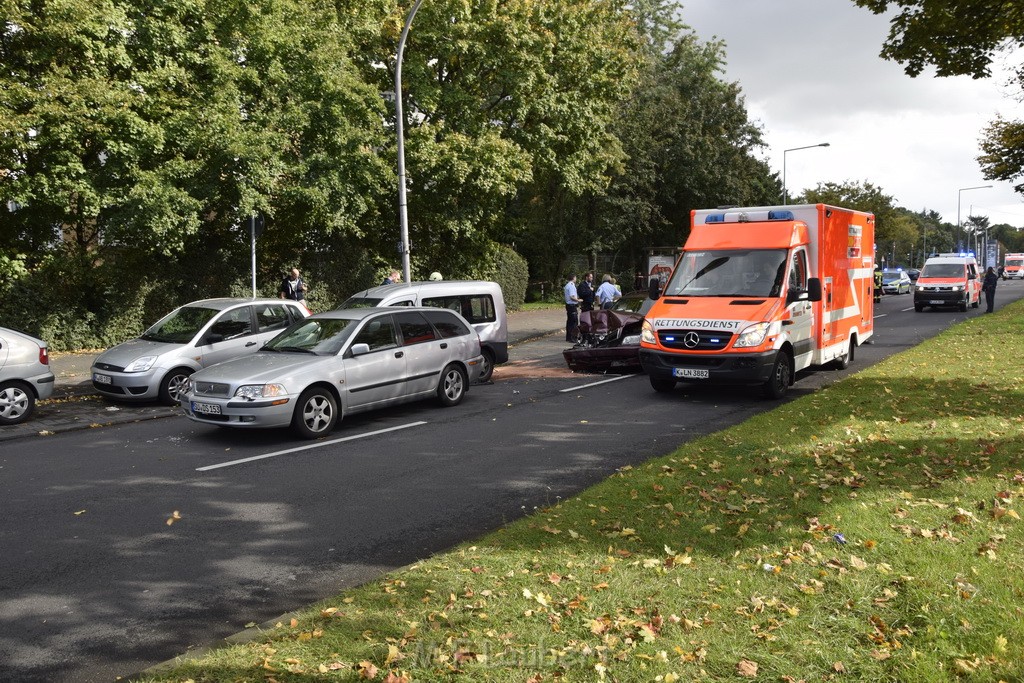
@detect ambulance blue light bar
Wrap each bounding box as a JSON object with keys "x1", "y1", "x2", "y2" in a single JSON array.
[{"x1": 703, "y1": 209, "x2": 795, "y2": 224}]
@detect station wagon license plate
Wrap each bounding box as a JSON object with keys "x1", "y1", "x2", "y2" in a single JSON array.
[
  {"x1": 191, "y1": 401, "x2": 222, "y2": 416},
  {"x1": 673, "y1": 368, "x2": 709, "y2": 379},
  {"x1": 929, "y1": 300, "x2": 944, "y2": 305},
  {"x1": 93, "y1": 373, "x2": 111, "y2": 384}
]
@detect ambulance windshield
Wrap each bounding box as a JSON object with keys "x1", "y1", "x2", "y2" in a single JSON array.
[
  {"x1": 665, "y1": 249, "x2": 787, "y2": 298},
  {"x1": 920, "y1": 263, "x2": 963, "y2": 278}
]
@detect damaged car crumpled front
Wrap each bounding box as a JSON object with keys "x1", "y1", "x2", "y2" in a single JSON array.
[{"x1": 562, "y1": 300, "x2": 649, "y2": 374}]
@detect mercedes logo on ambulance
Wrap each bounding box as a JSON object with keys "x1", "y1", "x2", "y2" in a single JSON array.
[{"x1": 682, "y1": 331, "x2": 700, "y2": 348}]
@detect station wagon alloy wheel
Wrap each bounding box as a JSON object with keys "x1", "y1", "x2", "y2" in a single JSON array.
[
  {"x1": 292, "y1": 388, "x2": 339, "y2": 439},
  {"x1": 437, "y1": 364, "x2": 467, "y2": 406}
]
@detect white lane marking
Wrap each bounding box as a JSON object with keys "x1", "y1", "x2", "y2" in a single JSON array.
[
  {"x1": 196, "y1": 421, "x2": 428, "y2": 471},
  {"x1": 901, "y1": 307, "x2": 916, "y2": 312},
  {"x1": 559, "y1": 374, "x2": 633, "y2": 393},
  {"x1": 874, "y1": 313, "x2": 888, "y2": 318}
]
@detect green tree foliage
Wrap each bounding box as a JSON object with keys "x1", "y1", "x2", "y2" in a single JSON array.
[
  {"x1": 978, "y1": 117, "x2": 1024, "y2": 193},
  {"x1": 852, "y1": 0, "x2": 1024, "y2": 200},
  {"x1": 371, "y1": 0, "x2": 640, "y2": 279},
  {"x1": 799, "y1": 180, "x2": 923, "y2": 265},
  {"x1": 517, "y1": 21, "x2": 780, "y2": 285}
]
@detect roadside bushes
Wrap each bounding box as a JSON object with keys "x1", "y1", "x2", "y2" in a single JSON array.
[{"x1": 474, "y1": 242, "x2": 528, "y2": 311}]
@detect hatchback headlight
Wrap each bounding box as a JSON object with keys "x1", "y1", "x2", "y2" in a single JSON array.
[
  {"x1": 733, "y1": 321, "x2": 781, "y2": 348},
  {"x1": 124, "y1": 356, "x2": 157, "y2": 372},
  {"x1": 235, "y1": 383, "x2": 288, "y2": 400}
]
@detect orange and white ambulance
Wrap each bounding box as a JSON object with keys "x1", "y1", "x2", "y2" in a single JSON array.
[
  {"x1": 1003, "y1": 253, "x2": 1024, "y2": 279},
  {"x1": 639, "y1": 204, "x2": 875, "y2": 399}
]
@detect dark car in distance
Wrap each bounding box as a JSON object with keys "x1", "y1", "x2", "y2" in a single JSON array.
[{"x1": 562, "y1": 292, "x2": 652, "y2": 373}]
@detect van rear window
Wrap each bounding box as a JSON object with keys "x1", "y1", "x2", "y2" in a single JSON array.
[{"x1": 422, "y1": 295, "x2": 496, "y2": 324}]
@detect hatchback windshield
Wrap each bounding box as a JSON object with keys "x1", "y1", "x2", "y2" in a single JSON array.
[
  {"x1": 921, "y1": 263, "x2": 964, "y2": 278},
  {"x1": 141, "y1": 306, "x2": 219, "y2": 343},
  {"x1": 664, "y1": 249, "x2": 787, "y2": 297},
  {"x1": 264, "y1": 318, "x2": 357, "y2": 355}
]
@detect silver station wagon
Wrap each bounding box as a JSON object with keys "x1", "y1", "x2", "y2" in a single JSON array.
[
  {"x1": 179, "y1": 307, "x2": 484, "y2": 439},
  {"x1": 92, "y1": 298, "x2": 309, "y2": 404}
]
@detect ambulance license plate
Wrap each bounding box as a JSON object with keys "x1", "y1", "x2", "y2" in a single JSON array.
[
  {"x1": 191, "y1": 401, "x2": 222, "y2": 416},
  {"x1": 674, "y1": 368, "x2": 709, "y2": 379}
]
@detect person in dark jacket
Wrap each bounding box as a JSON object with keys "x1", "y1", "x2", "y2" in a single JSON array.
[
  {"x1": 578, "y1": 272, "x2": 595, "y2": 312},
  {"x1": 982, "y1": 266, "x2": 999, "y2": 313}
]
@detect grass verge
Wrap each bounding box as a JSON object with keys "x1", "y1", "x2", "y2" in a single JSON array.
[{"x1": 140, "y1": 303, "x2": 1024, "y2": 682}]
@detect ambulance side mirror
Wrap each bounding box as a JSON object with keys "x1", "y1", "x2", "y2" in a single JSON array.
[
  {"x1": 648, "y1": 279, "x2": 662, "y2": 300},
  {"x1": 806, "y1": 278, "x2": 822, "y2": 302}
]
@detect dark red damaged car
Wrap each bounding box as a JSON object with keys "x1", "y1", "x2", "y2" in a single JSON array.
[{"x1": 563, "y1": 292, "x2": 653, "y2": 373}]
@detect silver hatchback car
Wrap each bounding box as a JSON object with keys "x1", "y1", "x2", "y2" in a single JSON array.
[
  {"x1": 92, "y1": 298, "x2": 309, "y2": 404},
  {"x1": 180, "y1": 307, "x2": 484, "y2": 439},
  {"x1": 0, "y1": 327, "x2": 55, "y2": 425}
]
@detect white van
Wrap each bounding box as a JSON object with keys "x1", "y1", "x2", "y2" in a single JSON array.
[
  {"x1": 340, "y1": 280, "x2": 508, "y2": 382},
  {"x1": 913, "y1": 254, "x2": 981, "y2": 312}
]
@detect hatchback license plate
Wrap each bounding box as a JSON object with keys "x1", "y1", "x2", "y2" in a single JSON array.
[
  {"x1": 191, "y1": 401, "x2": 222, "y2": 416},
  {"x1": 673, "y1": 368, "x2": 709, "y2": 379},
  {"x1": 93, "y1": 373, "x2": 111, "y2": 385}
]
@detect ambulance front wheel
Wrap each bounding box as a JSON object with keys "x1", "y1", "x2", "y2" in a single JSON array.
[
  {"x1": 762, "y1": 351, "x2": 792, "y2": 400},
  {"x1": 650, "y1": 376, "x2": 676, "y2": 393}
]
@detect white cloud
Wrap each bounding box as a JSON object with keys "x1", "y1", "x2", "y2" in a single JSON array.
[{"x1": 681, "y1": 0, "x2": 1024, "y2": 228}]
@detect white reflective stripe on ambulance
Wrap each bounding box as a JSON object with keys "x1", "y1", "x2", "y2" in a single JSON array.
[
  {"x1": 650, "y1": 319, "x2": 747, "y2": 331},
  {"x1": 827, "y1": 266, "x2": 872, "y2": 323}
]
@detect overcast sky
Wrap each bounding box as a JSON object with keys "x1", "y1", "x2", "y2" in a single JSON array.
[{"x1": 680, "y1": 0, "x2": 1024, "y2": 229}]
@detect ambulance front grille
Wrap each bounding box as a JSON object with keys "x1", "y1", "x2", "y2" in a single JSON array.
[{"x1": 658, "y1": 329, "x2": 733, "y2": 351}]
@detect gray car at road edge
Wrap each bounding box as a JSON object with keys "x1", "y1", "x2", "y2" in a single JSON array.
[
  {"x1": 0, "y1": 327, "x2": 55, "y2": 425},
  {"x1": 91, "y1": 298, "x2": 309, "y2": 404}
]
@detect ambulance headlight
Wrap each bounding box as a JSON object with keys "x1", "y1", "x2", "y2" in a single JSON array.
[
  {"x1": 951, "y1": 284, "x2": 964, "y2": 292},
  {"x1": 733, "y1": 321, "x2": 781, "y2": 348},
  {"x1": 641, "y1": 320, "x2": 656, "y2": 344}
]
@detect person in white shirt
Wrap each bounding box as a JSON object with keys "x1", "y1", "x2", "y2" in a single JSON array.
[
  {"x1": 596, "y1": 274, "x2": 619, "y2": 310},
  {"x1": 564, "y1": 274, "x2": 581, "y2": 342}
]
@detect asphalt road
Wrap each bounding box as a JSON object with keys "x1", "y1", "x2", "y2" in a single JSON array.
[{"x1": 2, "y1": 283, "x2": 1021, "y2": 683}]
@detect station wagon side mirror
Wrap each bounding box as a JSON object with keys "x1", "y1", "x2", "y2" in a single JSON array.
[
  {"x1": 648, "y1": 279, "x2": 662, "y2": 300},
  {"x1": 350, "y1": 343, "x2": 370, "y2": 356}
]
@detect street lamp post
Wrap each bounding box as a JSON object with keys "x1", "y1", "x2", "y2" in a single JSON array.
[
  {"x1": 394, "y1": 0, "x2": 426, "y2": 284},
  {"x1": 782, "y1": 142, "x2": 830, "y2": 205},
  {"x1": 956, "y1": 185, "x2": 991, "y2": 254}
]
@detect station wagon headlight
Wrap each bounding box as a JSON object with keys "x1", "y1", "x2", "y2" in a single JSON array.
[
  {"x1": 733, "y1": 321, "x2": 781, "y2": 348},
  {"x1": 641, "y1": 320, "x2": 656, "y2": 344},
  {"x1": 622, "y1": 334, "x2": 641, "y2": 345},
  {"x1": 124, "y1": 356, "x2": 157, "y2": 372},
  {"x1": 235, "y1": 383, "x2": 287, "y2": 400}
]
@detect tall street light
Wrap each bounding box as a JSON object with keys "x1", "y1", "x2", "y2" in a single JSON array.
[
  {"x1": 782, "y1": 142, "x2": 829, "y2": 205},
  {"x1": 394, "y1": 0, "x2": 426, "y2": 284},
  {"x1": 956, "y1": 185, "x2": 991, "y2": 253}
]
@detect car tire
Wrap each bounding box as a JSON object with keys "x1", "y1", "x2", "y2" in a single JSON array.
[
  {"x1": 159, "y1": 368, "x2": 193, "y2": 405},
  {"x1": 833, "y1": 338, "x2": 854, "y2": 370},
  {"x1": 0, "y1": 381, "x2": 35, "y2": 425},
  {"x1": 437, "y1": 364, "x2": 467, "y2": 407},
  {"x1": 959, "y1": 299, "x2": 968, "y2": 312},
  {"x1": 650, "y1": 376, "x2": 676, "y2": 393},
  {"x1": 914, "y1": 303, "x2": 923, "y2": 312},
  {"x1": 762, "y1": 351, "x2": 792, "y2": 400},
  {"x1": 477, "y1": 349, "x2": 495, "y2": 384},
  {"x1": 971, "y1": 296, "x2": 979, "y2": 309},
  {"x1": 291, "y1": 387, "x2": 339, "y2": 439}
]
